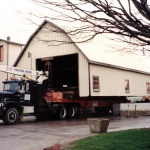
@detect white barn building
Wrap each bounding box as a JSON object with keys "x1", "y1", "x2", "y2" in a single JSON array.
[{"x1": 14, "y1": 20, "x2": 150, "y2": 99}]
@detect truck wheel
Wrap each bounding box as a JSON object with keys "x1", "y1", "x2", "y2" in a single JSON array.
[
  {"x1": 58, "y1": 105, "x2": 67, "y2": 120},
  {"x1": 68, "y1": 106, "x2": 76, "y2": 119},
  {"x1": 3, "y1": 108, "x2": 19, "y2": 125}
]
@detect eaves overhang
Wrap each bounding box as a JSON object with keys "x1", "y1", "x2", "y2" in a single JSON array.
[
  {"x1": 0, "y1": 39, "x2": 24, "y2": 46},
  {"x1": 89, "y1": 60, "x2": 150, "y2": 75}
]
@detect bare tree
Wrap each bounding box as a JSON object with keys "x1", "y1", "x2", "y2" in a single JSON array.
[{"x1": 30, "y1": 0, "x2": 150, "y2": 55}]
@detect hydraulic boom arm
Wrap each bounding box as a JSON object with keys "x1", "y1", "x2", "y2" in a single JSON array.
[
  {"x1": 0, "y1": 65, "x2": 38, "y2": 76},
  {"x1": 0, "y1": 65, "x2": 48, "y2": 83}
]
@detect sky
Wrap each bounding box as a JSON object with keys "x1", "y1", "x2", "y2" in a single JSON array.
[
  {"x1": 0, "y1": 0, "x2": 41, "y2": 43},
  {"x1": 1, "y1": 0, "x2": 150, "y2": 72},
  {"x1": 0, "y1": 0, "x2": 64, "y2": 43}
]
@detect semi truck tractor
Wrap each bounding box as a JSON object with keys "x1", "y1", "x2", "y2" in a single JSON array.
[{"x1": 0, "y1": 65, "x2": 50, "y2": 124}]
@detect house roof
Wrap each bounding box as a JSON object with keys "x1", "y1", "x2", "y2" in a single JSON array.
[
  {"x1": 0, "y1": 38, "x2": 24, "y2": 46},
  {"x1": 13, "y1": 19, "x2": 89, "y2": 66},
  {"x1": 13, "y1": 20, "x2": 150, "y2": 75},
  {"x1": 78, "y1": 41, "x2": 150, "y2": 75}
]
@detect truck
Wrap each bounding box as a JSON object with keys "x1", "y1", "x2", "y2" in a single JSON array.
[
  {"x1": 0, "y1": 65, "x2": 126, "y2": 125},
  {"x1": 0, "y1": 65, "x2": 50, "y2": 124}
]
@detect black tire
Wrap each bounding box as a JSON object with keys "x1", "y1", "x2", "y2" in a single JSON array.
[
  {"x1": 58, "y1": 105, "x2": 67, "y2": 120},
  {"x1": 3, "y1": 108, "x2": 19, "y2": 125},
  {"x1": 68, "y1": 106, "x2": 76, "y2": 119}
]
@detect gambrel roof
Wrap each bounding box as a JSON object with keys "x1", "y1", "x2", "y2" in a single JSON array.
[{"x1": 14, "y1": 20, "x2": 150, "y2": 75}]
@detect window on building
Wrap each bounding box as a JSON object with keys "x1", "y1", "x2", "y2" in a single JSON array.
[
  {"x1": 0, "y1": 45, "x2": 3, "y2": 62},
  {"x1": 146, "y1": 82, "x2": 150, "y2": 94},
  {"x1": 125, "y1": 79, "x2": 130, "y2": 93},
  {"x1": 93, "y1": 76, "x2": 100, "y2": 92}
]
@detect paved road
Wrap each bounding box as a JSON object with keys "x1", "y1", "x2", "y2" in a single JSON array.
[{"x1": 0, "y1": 115, "x2": 150, "y2": 150}]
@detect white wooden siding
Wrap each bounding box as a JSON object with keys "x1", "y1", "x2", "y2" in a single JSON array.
[
  {"x1": 89, "y1": 64, "x2": 150, "y2": 96},
  {"x1": 16, "y1": 23, "x2": 90, "y2": 96},
  {"x1": 17, "y1": 24, "x2": 79, "y2": 69},
  {"x1": 78, "y1": 51, "x2": 89, "y2": 96}
]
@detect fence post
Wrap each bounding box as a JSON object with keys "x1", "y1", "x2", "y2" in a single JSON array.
[
  {"x1": 133, "y1": 105, "x2": 138, "y2": 118},
  {"x1": 126, "y1": 104, "x2": 131, "y2": 117}
]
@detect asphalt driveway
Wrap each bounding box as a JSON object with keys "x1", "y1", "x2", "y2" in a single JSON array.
[{"x1": 0, "y1": 115, "x2": 150, "y2": 150}]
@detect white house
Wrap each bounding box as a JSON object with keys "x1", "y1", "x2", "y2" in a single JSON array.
[
  {"x1": 14, "y1": 20, "x2": 150, "y2": 98},
  {"x1": 0, "y1": 37, "x2": 24, "y2": 89}
]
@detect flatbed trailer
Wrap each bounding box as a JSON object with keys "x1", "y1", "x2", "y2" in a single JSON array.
[{"x1": 34, "y1": 89, "x2": 127, "y2": 120}]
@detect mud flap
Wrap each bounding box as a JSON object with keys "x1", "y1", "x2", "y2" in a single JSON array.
[{"x1": 43, "y1": 97, "x2": 56, "y2": 114}]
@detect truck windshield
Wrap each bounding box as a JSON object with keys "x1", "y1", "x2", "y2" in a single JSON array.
[{"x1": 3, "y1": 82, "x2": 19, "y2": 92}]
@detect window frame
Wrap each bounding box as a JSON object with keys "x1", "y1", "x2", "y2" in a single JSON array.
[
  {"x1": 125, "y1": 79, "x2": 130, "y2": 93},
  {"x1": 0, "y1": 45, "x2": 3, "y2": 62},
  {"x1": 146, "y1": 82, "x2": 150, "y2": 94},
  {"x1": 93, "y1": 75, "x2": 100, "y2": 92}
]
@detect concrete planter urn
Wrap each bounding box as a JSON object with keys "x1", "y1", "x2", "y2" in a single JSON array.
[{"x1": 87, "y1": 118, "x2": 110, "y2": 133}]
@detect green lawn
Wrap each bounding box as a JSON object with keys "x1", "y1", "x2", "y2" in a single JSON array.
[{"x1": 65, "y1": 129, "x2": 150, "y2": 150}]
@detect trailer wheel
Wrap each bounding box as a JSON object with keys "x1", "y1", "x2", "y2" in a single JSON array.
[
  {"x1": 68, "y1": 106, "x2": 76, "y2": 119},
  {"x1": 58, "y1": 105, "x2": 67, "y2": 120},
  {"x1": 3, "y1": 108, "x2": 19, "y2": 125}
]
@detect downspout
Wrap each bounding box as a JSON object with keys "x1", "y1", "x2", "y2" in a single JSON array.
[{"x1": 7, "y1": 36, "x2": 10, "y2": 80}]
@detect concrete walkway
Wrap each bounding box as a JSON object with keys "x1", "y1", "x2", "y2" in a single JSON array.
[{"x1": 108, "y1": 115, "x2": 150, "y2": 132}]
